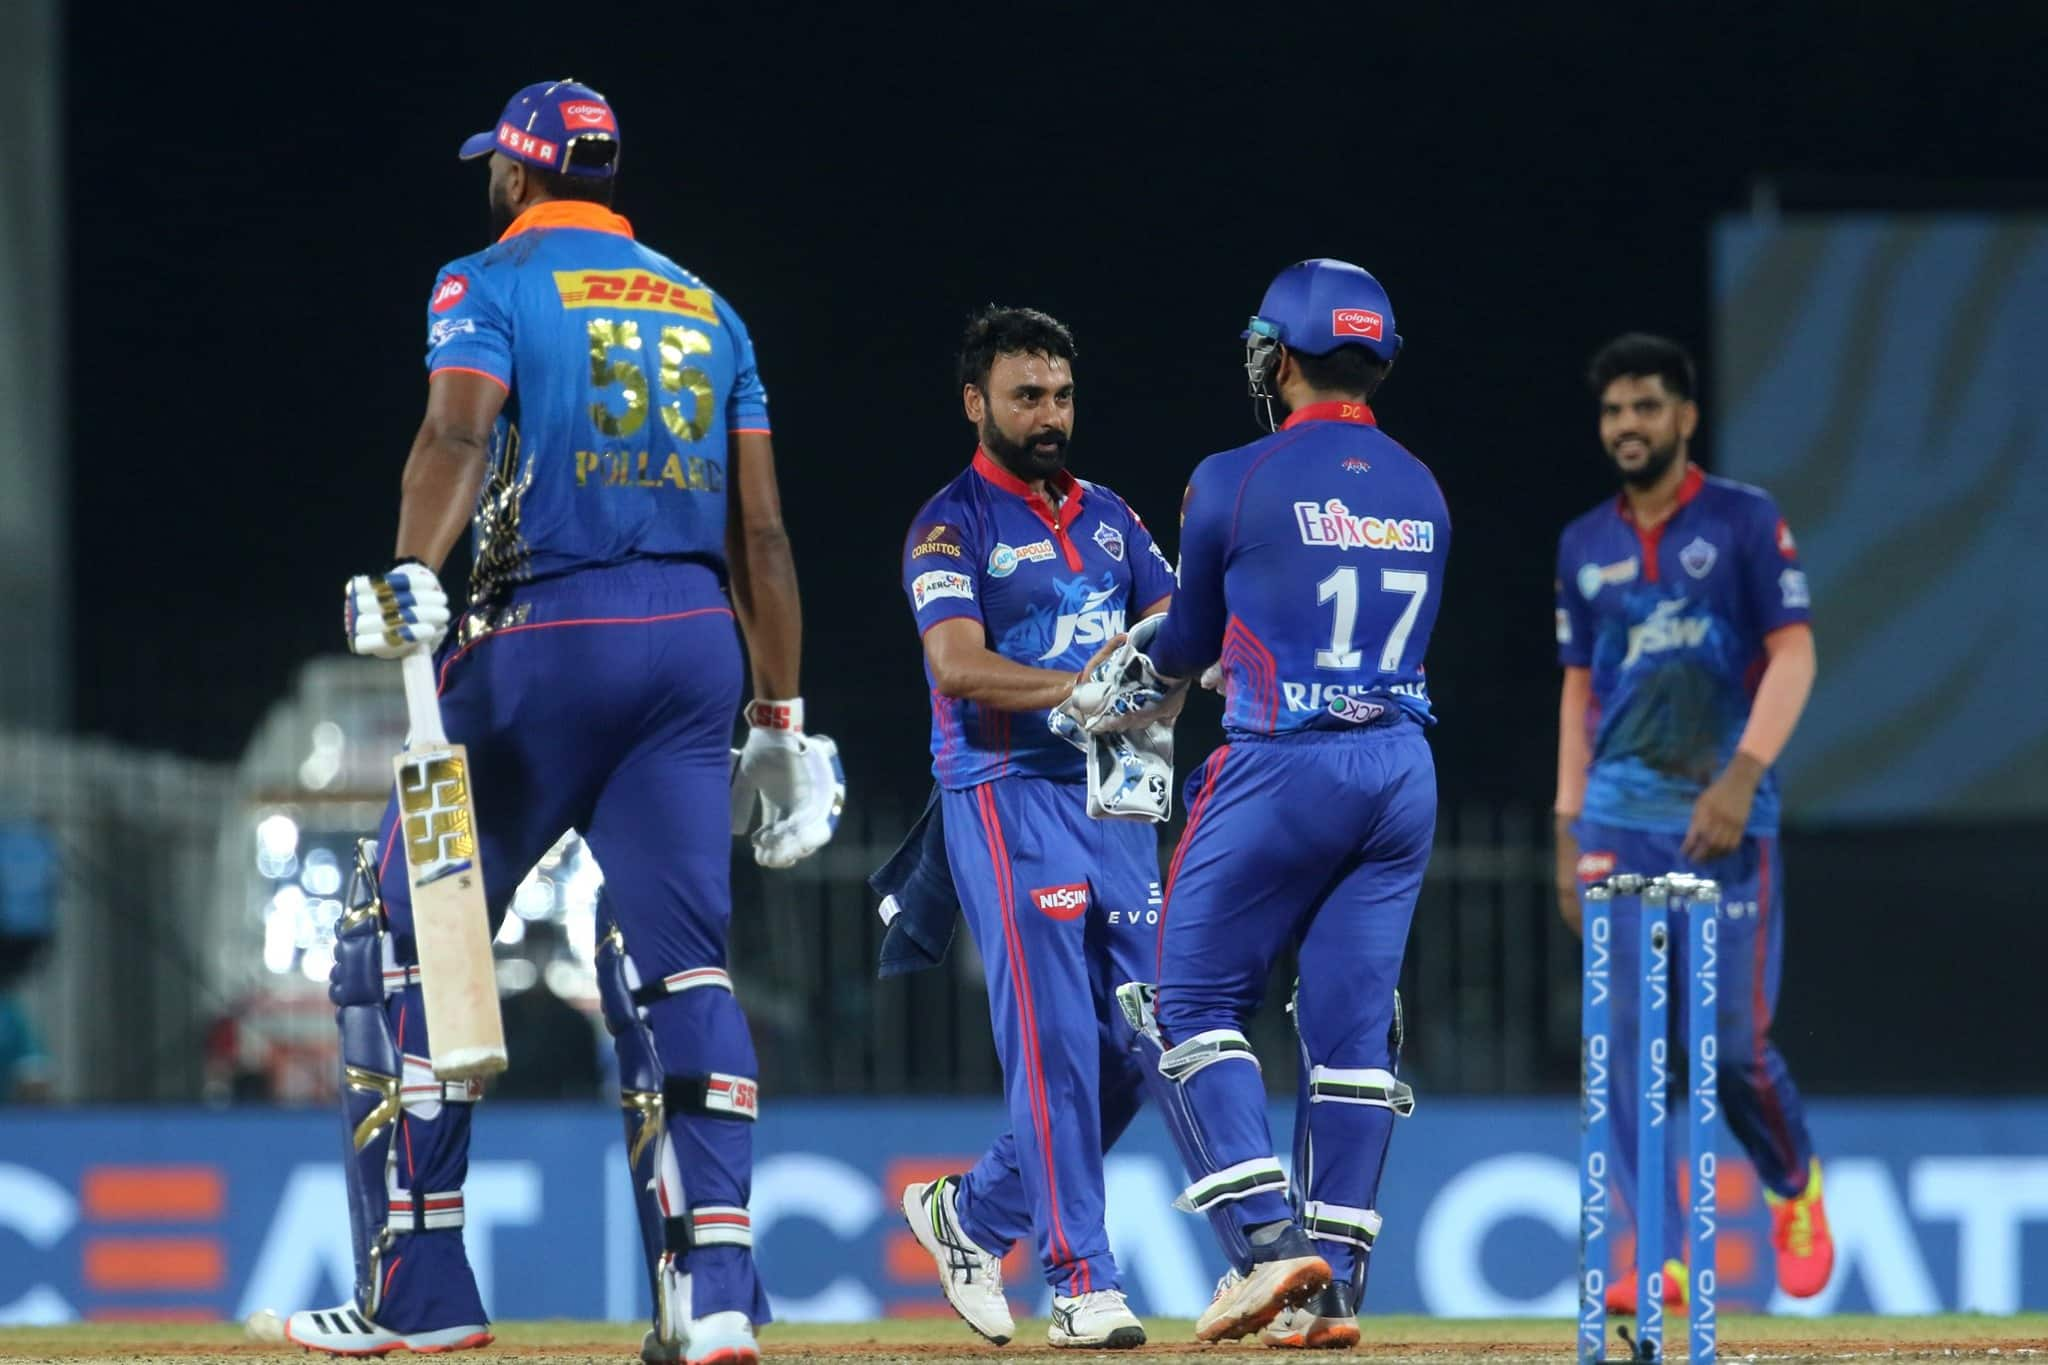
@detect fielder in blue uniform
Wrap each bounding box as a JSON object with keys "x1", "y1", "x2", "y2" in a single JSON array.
[
  {"x1": 308, "y1": 81, "x2": 841, "y2": 1365},
  {"x1": 895, "y1": 307, "x2": 1175, "y2": 1350},
  {"x1": 1136, "y1": 260, "x2": 1446, "y2": 1346},
  {"x1": 1554, "y1": 333, "x2": 1833, "y2": 1309}
]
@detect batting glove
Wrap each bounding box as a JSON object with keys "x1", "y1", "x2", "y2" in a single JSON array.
[
  {"x1": 731, "y1": 699, "x2": 845, "y2": 869},
  {"x1": 344, "y1": 561, "x2": 450, "y2": 659}
]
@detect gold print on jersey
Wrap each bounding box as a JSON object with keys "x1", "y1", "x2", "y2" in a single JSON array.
[
  {"x1": 573, "y1": 448, "x2": 725, "y2": 492},
  {"x1": 586, "y1": 318, "x2": 650, "y2": 438},
  {"x1": 658, "y1": 325, "x2": 715, "y2": 441},
  {"x1": 470, "y1": 422, "x2": 535, "y2": 611}
]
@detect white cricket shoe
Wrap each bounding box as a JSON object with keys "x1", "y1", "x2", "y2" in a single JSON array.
[
  {"x1": 901, "y1": 1175, "x2": 1015, "y2": 1344},
  {"x1": 1260, "y1": 1281, "x2": 1360, "y2": 1350},
  {"x1": 284, "y1": 1304, "x2": 491, "y2": 1356},
  {"x1": 1195, "y1": 1250, "x2": 1331, "y2": 1343},
  {"x1": 1048, "y1": 1288, "x2": 1146, "y2": 1349},
  {"x1": 684, "y1": 1311, "x2": 758, "y2": 1365}
]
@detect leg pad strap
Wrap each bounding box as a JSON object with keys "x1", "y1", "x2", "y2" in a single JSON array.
[
  {"x1": 1303, "y1": 1199, "x2": 1382, "y2": 1251},
  {"x1": 1308, "y1": 1065, "x2": 1415, "y2": 1116},
  {"x1": 1175, "y1": 1156, "x2": 1288, "y2": 1213},
  {"x1": 664, "y1": 1073, "x2": 759, "y2": 1121},
  {"x1": 1159, "y1": 1028, "x2": 1259, "y2": 1084}
]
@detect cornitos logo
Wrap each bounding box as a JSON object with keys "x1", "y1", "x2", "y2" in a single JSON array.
[{"x1": 1293, "y1": 499, "x2": 1434, "y2": 552}]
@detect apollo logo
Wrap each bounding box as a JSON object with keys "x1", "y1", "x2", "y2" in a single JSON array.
[{"x1": 1031, "y1": 883, "x2": 1090, "y2": 920}]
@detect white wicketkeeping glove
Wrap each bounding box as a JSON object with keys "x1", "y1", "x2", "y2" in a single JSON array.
[
  {"x1": 344, "y1": 561, "x2": 451, "y2": 659},
  {"x1": 1048, "y1": 708, "x2": 1175, "y2": 823},
  {"x1": 1059, "y1": 612, "x2": 1188, "y2": 735},
  {"x1": 730, "y1": 699, "x2": 845, "y2": 869}
]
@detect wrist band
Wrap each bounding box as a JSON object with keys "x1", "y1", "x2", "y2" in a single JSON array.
[{"x1": 747, "y1": 698, "x2": 803, "y2": 732}]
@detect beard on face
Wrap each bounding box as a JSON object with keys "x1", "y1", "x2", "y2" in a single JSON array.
[
  {"x1": 488, "y1": 178, "x2": 517, "y2": 238},
  {"x1": 1610, "y1": 431, "x2": 1682, "y2": 488},
  {"x1": 981, "y1": 418, "x2": 1070, "y2": 482}
]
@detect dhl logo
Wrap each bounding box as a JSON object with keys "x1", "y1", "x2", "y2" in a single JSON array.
[{"x1": 553, "y1": 270, "x2": 719, "y2": 323}]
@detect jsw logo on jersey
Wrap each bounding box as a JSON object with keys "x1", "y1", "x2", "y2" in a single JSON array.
[
  {"x1": 1622, "y1": 598, "x2": 1713, "y2": 668},
  {"x1": 1039, "y1": 585, "x2": 1125, "y2": 660}
]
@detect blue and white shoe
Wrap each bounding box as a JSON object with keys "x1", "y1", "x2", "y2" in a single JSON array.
[
  {"x1": 902, "y1": 1175, "x2": 1014, "y2": 1345},
  {"x1": 284, "y1": 1303, "x2": 490, "y2": 1356}
]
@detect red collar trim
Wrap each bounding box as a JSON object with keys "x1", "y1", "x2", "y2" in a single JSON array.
[
  {"x1": 1282, "y1": 401, "x2": 1377, "y2": 430},
  {"x1": 972, "y1": 447, "x2": 1086, "y2": 547},
  {"x1": 499, "y1": 200, "x2": 636, "y2": 242},
  {"x1": 1617, "y1": 462, "x2": 1705, "y2": 524}
]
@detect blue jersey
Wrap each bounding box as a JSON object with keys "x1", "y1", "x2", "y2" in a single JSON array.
[
  {"x1": 423, "y1": 201, "x2": 772, "y2": 610},
  {"x1": 1148, "y1": 402, "x2": 1449, "y2": 735},
  {"x1": 1556, "y1": 465, "x2": 1813, "y2": 835},
  {"x1": 904, "y1": 450, "x2": 1177, "y2": 788}
]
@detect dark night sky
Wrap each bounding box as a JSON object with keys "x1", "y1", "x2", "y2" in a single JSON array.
[{"x1": 68, "y1": 4, "x2": 2046, "y2": 807}]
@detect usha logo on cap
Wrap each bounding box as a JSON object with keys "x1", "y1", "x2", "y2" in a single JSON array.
[
  {"x1": 496, "y1": 123, "x2": 559, "y2": 164},
  {"x1": 560, "y1": 101, "x2": 615, "y2": 131},
  {"x1": 1332, "y1": 308, "x2": 1384, "y2": 340}
]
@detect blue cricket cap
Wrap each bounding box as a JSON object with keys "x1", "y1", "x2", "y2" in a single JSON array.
[
  {"x1": 1245, "y1": 258, "x2": 1403, "y2": 365},
  {"x1": 458, "y1": 79, "x2": 620, "y2": 179}
]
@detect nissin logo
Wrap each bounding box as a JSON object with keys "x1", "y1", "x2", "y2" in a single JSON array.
[{"x1": 1031, "y1": 884, "x2": 1090, "y2": 920}]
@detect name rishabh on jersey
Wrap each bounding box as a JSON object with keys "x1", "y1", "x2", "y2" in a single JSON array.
[
  {"x1": 1146, "y1": 402, "x2": 1450, "y2": 735},
  {"x1": 1555, "y1": 464, "x2": 1812, "y2": 835},
  {"x1": 423, "y1": 201, "x2": 771, "y2": 609},
  {"x1": 903, "y1": 450, "x2": 1177, "y2": 788}
]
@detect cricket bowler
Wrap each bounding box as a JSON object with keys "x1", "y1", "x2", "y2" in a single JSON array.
[
  {"x1": 1554, "y1": 332, "x2": 1834, "y2": 1312},
  {"x1": 893, "y1": 307, "x2": 1176, "y2": 1348}
]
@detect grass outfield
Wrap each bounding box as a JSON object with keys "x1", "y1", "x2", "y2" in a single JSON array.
[{"x1": 0, "y1": 1316, "x2": 2041, "y2": 1362}]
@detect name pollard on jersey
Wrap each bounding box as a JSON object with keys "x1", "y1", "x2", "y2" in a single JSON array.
[{"x1": 424, "y1": 202, "x2": 772, "y2": 610}]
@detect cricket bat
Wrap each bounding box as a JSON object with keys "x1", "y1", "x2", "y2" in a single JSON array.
[{"x1": 393, "y1": 650, "x2": 508, "y2": 1081}]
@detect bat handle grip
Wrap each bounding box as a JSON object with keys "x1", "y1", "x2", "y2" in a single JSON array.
[{"x1": 400, "y1": 650, "x2": 449, "y2": 746}]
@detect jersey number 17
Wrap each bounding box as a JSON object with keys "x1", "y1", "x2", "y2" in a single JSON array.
[{"x1": 1315, "y1": 567, "x2": 1429, "y2": 672}]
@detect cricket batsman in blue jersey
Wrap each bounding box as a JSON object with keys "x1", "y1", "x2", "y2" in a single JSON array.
[
  {"x1": 893, "y1": 307, "x2": 1177, "y2": 1349},
  {"x1": 1554, "y1": 333, "x2": 1833, "y2": 1312},
  {"x1": 299, "y1": 81, "x2": 842, "y2": 1365},
  {"x1": 1111, "y1": 260, "x2": 1446, "y2": 1347}
]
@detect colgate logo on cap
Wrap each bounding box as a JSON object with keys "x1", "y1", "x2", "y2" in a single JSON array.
[
  {"x1": 431, "y1": 274, "x2": 468, "y2": 313},
  {"x1": 1332, "y1": 308, "x2": 1384, "y2": 340},
  {"x1": 561, "y1": 101, "x2": 616, "y2": 131},
  {"x1": 1031, "y1": 883, "x2": 1090, "y2": 920}
]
